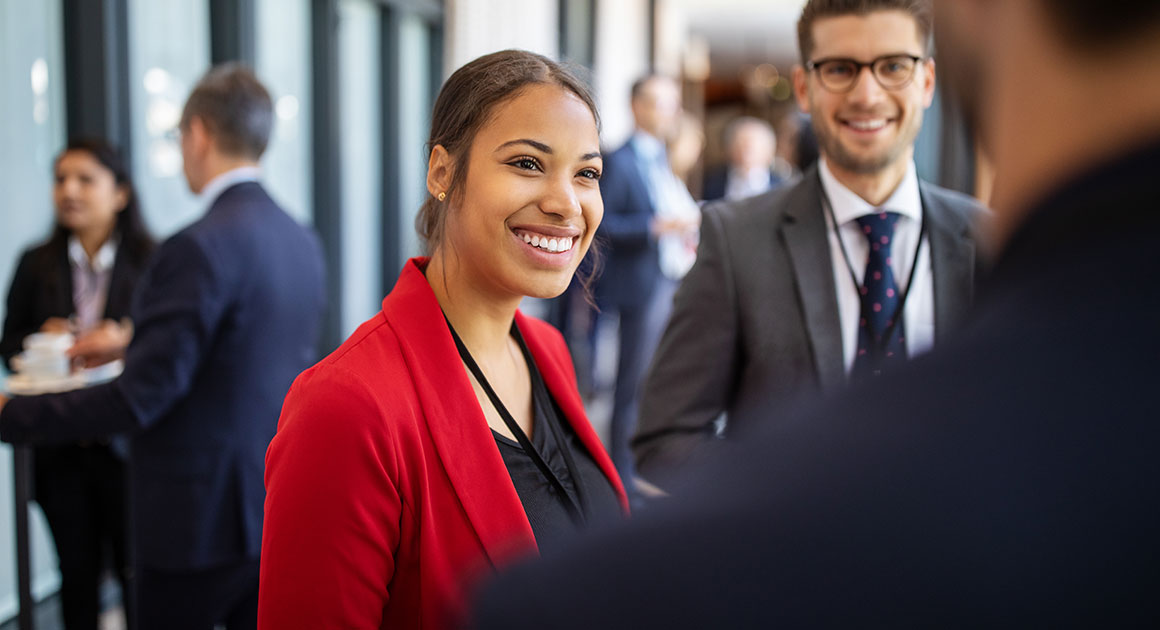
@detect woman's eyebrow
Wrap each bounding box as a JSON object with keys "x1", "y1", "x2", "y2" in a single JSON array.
[{"x1": 495, "y1": 138, "x2": 551, "y2": 154}]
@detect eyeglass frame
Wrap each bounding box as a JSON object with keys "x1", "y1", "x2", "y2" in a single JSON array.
[{"x1": 804, "y1": 54, "x2": 927, "y2": 93}]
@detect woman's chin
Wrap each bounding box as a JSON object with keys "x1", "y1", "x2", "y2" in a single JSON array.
[{"x1": 523, "y1": 273, "x2": 576, "y2": 301}]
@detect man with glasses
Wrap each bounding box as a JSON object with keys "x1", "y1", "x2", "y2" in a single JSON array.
[{"x1": 633, "y1": 0, "x2": 986, "y2": 487}]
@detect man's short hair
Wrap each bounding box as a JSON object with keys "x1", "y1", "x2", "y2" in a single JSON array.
[
  {"x1": 1041, "y1": 0, "x2": 1160, "y2": 48},
  {"x1": 797, "y1": 0, "x2": 932, "y2": 64},
  {"x1": 630, "y1": 74, "x2": 674, "y2": 102},
  {"x1": 181, "y1": 63, "x2": 274, "y2": 160}
]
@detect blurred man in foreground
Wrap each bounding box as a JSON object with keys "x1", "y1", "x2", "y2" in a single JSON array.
[{"x1": 471, "y1": 0, "x2": 1160, "y2": 625}]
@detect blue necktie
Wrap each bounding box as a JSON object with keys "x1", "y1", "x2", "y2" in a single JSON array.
[{"x1": 852, "y1": 211, "x2": 906, "y2": 378}]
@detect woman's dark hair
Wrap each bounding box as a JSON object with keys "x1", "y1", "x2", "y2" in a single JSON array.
[
  {"x1": 43, "y1": 138, "x2": 155, "y2": 264},
  {"x1": 416, "y1": 49, "x2": 603, "y2": 297}
]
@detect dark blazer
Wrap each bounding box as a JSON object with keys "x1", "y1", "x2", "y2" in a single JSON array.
[
  {"x1": 260, "y1": 259, "x2": 627, "y2": 630},
  {"x1": 1, "y1": 239, "x2": 148, "y2": 368},
  {"x1": 1, "y1": 181, "x2": 326, "y2": 571},
  {"x1": 634, "y1": 165, "x2": 987, "y2": 482},
  {"x1": 700, "y1": 165, "x2": 782, "y2": 202},
  {"x1": 471, "y1": 142, "x2": 1160, "y2": 629},
  {"x1": 594, "y1": 140, "x2": 660, "y2": 309}
]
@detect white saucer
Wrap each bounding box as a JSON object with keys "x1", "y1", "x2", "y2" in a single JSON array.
[
  {"x1": 3, "y1": 360, "x2": 124, "y2": 396},
  {"x1": 5, "y1": 373, "x2": 88, "y2": 395}
]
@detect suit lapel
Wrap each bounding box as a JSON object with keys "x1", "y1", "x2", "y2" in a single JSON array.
[
  {"x1": 104, "y1": 251, "x2": 135, "y2": 319},
  {"x1": 780, "y1": 171, "x2": 846, "y2": 389},
  {"x1": 921, "y1": 185, "x2": 976, "y2": 342},
  {"x1": 382, "y1": 260, "x2": 537, "y2": 566},
  {"x1": 52, "y1": 245, "x2": 74, "y2": 316},
  {"x1": 515, "y1": 312, "x2": 630, "y2": 512}
]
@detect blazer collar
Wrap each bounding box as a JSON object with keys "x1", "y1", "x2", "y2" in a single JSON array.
[
  {"x1": 780, "y1": 167, "x2": 845, "y2": 390},
  {"x1": 380, "y1": 259, "x2": 628, "y2": 566}
]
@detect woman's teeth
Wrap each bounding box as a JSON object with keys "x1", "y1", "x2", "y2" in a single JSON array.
[{"x1": 521, "y1": 233, "x2": 573, "y2": 253}]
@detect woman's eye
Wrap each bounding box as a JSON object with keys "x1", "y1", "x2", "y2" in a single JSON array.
[
  {"x1": 578, "y1": 168, "x2": 601, "y2": 180},
  {"x1": 510, "y1": 156, "x2": 542, "y2": 171}
]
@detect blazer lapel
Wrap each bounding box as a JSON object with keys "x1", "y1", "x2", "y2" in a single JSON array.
[
  {"x1": 52, "y1": 245, "x2": 74, "y2": 316},
  {"x1": 104, "y1": 250, "x2": 136, "y2": 319},
  {"x1": 382, "y1": 259, "x2": 537, "y2": 566},
  {"x1": 921, "y1": 185, "x2": 976, "y2": 342},
  {"x1": 780, "y1": 171, "x2": 845, "y2": 389},
  {"x1": 515, "y1": 312, "x2": 630, "y2": 512}
]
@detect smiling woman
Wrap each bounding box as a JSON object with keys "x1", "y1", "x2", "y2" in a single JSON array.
[{"x1": 259, "y1": 50, "x2": 628, "y2": 630}]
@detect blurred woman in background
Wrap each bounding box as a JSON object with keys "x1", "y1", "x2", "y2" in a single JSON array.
[
  {"x1": 0, "y1": 138, "x2": 153, "y2": 630},
  {"x1": 260, "y1": 50, "x2": 627, "y2": 630}
]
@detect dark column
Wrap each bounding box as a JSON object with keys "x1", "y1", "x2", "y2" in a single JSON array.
[
  {"x1": 210, "y1": 0, "x2": 257, "y2": 66},
  {"x1": 62, "y1": 0, "x2": 132, "y2": 152},
  {"x1": 312, "y1": 0, "x2": 344, "y2": 353},
  {"x1": 380, "y1": 7, "x2": 404, "y2": 293}
]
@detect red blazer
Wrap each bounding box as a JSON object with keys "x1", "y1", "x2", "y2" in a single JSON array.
[{"x1": 259, "y1": 258, "x2": 628, "y2": 630}]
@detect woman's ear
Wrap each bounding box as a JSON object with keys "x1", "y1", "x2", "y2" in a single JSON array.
[{"x1": 426, "y1": 145, "x2": 454, "y2": 200}]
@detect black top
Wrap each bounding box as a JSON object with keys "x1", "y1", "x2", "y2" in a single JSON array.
[{"x1": 493, "y1": 333, "x2": 622, "y2": 554}]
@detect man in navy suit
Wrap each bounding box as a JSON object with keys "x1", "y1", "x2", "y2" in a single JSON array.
[
  {"x1": 701, "y1": 116, "x2": 784, "y2": 202},
  {"x1": 594, "y1": 75, "x2": 700, "y2": 487},
  {"x1": 472, "y1": 0, "x2": 1160, "y2": 626},
  {"x1": 0, "y1": 64, "x2": 326, "y2": 629}
]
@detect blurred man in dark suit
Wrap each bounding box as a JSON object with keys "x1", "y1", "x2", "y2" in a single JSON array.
[
  {"x1": 594, "y1": 75, "x2": 700, "y2": 486},
  {"x1": 701, "y1": 116, "x2": 783, "y2": 202},
  {"x1": 0, "y1": 64, "x2": 326, "y2": 629},
  {"x1": 471, "y1": 0, "x2": 1160, "y2": 625}
]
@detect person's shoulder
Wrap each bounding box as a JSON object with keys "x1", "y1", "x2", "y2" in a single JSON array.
[
  {"x1": 315, "y1": 311, "x2": 401, "y2": 376},
  {"x1": 14, "y1": 240, "x2": 55, "y2": 270},
  {"x1": 282, "y1": 313, "x2": 412, "y2": 427},
  {"x1": 920, "y1": 180, "x2": 989, "y2": 221},
  {"x1": 603, "y1": 142, "x2": 639, "y2": 168}
]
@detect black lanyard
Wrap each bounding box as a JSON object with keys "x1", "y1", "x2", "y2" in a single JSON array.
[
  {"x1": 445, "y1": 317, "x2": 587, "y2": 526},
  {"x1": 820, "y1": 182, "x2": 927, "y2": 362}
]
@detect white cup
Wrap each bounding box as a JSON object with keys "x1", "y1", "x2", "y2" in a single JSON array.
[
  {"x1": 17, "y1": 332, "x2": 75, "y2": 379},
  {"x1": 24, "y1": 332, "x2": 75, "y2": 353}
]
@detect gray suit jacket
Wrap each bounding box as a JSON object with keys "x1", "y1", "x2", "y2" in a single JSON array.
[{"x1": 633, "y1": 165, "x2": 987, "y2": 483}]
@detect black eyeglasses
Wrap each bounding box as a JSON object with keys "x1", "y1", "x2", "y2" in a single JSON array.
[{"x1": 805, "y1": 54, "x2": 925, "y2": 93}]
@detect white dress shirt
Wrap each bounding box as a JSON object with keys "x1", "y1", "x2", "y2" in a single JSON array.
[
  {"x1": 630, "y1": 132, "x2": 700, "y2": 280},
  {"x1": 724, "y1": 167, "x2": 774, "y2": 201},
  {"x1": 818, "y1": 158, "x2": 935, "y2": 373},
  {"x1": 68, "y1": 235, "x2": 118, "y2": 332},
  {"x1": 198, "y1": 166, "x2": 263, "y2": 212}
]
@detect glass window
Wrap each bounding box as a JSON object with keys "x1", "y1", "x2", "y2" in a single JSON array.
[
  {"x1": 256, "y1": 0, "x2": 313, "y2": 225},
  {"x1": 128, "y1": 0, "x2": 211, "y2": 238},
  {"x1": 0, "y1": 0, "x2": 68, "y2": 607},
  {"x1": 392, "y1": 12, "x2": 438, "y2": 270},
  {"x1": 338, "y1": 0, "x2": 384, "y2": 336}
]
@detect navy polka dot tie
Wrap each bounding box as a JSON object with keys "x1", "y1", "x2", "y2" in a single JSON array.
[{"x1": 852, "y1": 211, "x2": 906, "y2": 378}]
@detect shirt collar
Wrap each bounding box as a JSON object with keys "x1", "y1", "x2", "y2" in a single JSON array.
[
  {"x1": 198, "y1": 166, "x2": 262, "y2": 210},
  {"x1": 630, "y1": 130, "x2": 666, "y2": 162},
  {"x1": 67, "y1": 234, "x2": 118, "y2": 273},
  {"x1": 818, "y1": 157, "x2": 921, "y2": 226}
]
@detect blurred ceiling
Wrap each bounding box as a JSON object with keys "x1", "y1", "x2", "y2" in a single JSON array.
[{"x1": 667, "y1": 0, "x2": 806, "y2": 79}]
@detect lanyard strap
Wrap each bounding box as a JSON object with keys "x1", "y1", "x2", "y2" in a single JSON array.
[
  {"x1": 445, "y1": 318, "x2": 586, "y2": 526},
  {"x1": 820, "y1": 182, "x2": 927, "y2": 361}
]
